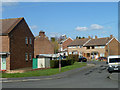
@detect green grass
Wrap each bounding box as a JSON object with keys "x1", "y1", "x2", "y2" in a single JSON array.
[{"x1": 2, "y1": 62, "x2": 87, "y2": 78}]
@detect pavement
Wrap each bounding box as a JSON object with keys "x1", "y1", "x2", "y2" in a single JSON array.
[{"x1": 0, "y1": 63, "x2": 95, "y2": 83}]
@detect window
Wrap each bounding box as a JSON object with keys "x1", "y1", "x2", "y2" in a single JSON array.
[
  {"x1": 25, "y1": 53, "x2": 28, "y2": 61},
  {"x1": 100, "y1": 53, "x2": 105, "y2": 57},
  {"x1": 100, "y1": 46, "x2": 105, "y2": 48},
  {"x1": 29, "y1": 53, "x2": 32, "y2": 60},
  {"x1": 25, "y1": 37, "x2": 28, "y2": 44},
  {"x1": 73, "y1": 51, "x2": 78, "y2": 55},
  {"x1": 91, "y1": 46, "x2": 94, "y2": 49},
  {"x1": 87, "y1": 46, "x2": 90, "y2": 49},
  {"x1": 29, "y1": 38, "x2": 32, "y2": 44},
  {"x1": 87, "y1": 53, "x2": 90, "y2": 57},
  {"x1": 95, "y1": 46, "x2": 99, "y2": 48},
  {"x1": 69, "y1": 52, "x2": 72, "y2": 54}
]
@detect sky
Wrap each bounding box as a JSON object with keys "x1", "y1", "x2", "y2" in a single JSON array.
[{"x1": 1, "y1": 2, "x2": 118, "y2": 39}]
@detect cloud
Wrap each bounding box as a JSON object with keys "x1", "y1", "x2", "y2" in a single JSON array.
[
  {"x1": 75, "y1": 26, "x2": 88, "y2": 31},
  {"x1": 90, "y1": 24, "x2": 104, "y2": 30},
  {"x1": 30, "y1": 25, "x2": 38, "y2": 30}
]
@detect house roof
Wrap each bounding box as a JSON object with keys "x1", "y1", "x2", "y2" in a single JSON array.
[
  {"x1": 68, "y1": 38, "x2": 90, "y2": 46},
  {"x1": 59, "y1": 37, "x2": 73, "y2": 44},
  {"x1": 84, "y1": 37, "x2": 113, "y2": 46},
  {"x1": 0, "y1": 17, "x2": 23, "y2": 35}
]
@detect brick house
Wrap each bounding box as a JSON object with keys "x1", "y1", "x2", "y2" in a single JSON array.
[
  {"x1": 58, "y1": 37, "x2": 73, "y2": 56},
  {"x1": 34, "y1": 31, "x2": 54, "y2": 58},
  {"x1": 67, "y1": 38, "x2": 90, "y2": 56},
  {"x1": 68, "y1": 35, "x2": 120, "y2": 60},
  {"x1": 0, "y1": 17, "x2": 34, "y2": 71},
  {"x1": 84, "y1": 35, "x2": 120, "y2": 59}
]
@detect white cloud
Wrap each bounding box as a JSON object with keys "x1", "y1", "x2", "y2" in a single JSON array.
[
  {"x1": 75, "y1": 26, "x2": 88, "y2": 31},
  {"x1": 90, "y1": 24, "x2": 104, "y2": 30},
  {"x1": 30, "y1": 25, "x2": 38, "y2": 30}
]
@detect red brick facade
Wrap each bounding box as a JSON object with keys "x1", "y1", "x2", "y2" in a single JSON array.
[
  {"x1": 0, "y1": 18, "x2": 34, "y2": 70},
  {"x1": 62, "y1": 38, "x2": 73, "y2": 50},
  {"x1": 34, "y1": 31, "x2": 54, "y2": 57}
]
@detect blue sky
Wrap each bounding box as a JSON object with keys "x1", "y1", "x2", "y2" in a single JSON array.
[{"x1": 2, "y1": 2, "x2": 118, "y2": 39}]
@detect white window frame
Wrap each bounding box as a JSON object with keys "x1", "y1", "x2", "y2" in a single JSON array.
[
  {"x1": 25, "y1": 53, "x2": 28, "y2": 61},
  {"x1": 29, "y1": 53, "x2": 32, "y2": 60}
]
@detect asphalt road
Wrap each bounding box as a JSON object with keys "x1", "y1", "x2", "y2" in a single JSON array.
[{"x1": 2, "y1": 61, "x2": 119, "y2": 88}]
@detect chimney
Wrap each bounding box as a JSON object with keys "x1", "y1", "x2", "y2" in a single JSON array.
[
  {"x1": 110, "y1": 35, "x2": 113, "y2": 38},
  {"x1": 39, "y1": 31, "x2": 45, "y2": 37},
  {"x1": 95, "y1": 35, "x2": 97, "y2": 39},
  {"x1": 88, "y1": 36, "x2": 91, "y2": 39}
]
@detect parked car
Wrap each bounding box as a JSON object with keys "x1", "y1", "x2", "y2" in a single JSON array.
[
  {"x1": 79, "y1": 56, "x2": 87, "y2": 62},
  {"x1": 98, "y1": 57, "x2": 107, "y2": 61},
  {"x1": 107, "y1": 55, "x2": 120, "y2": 73}
]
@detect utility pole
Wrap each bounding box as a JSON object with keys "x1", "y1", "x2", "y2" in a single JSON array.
[
  {"x1": 59, "y1": 54, "x2": 61, "y2": 72},
  {"x1": 108, "y1": 43, "x2": 109, "y2": 56}
]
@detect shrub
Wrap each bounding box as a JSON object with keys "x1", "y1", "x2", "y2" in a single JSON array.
[{"x1": 50, "y1": 59, "x2": 75, "y2": 68}]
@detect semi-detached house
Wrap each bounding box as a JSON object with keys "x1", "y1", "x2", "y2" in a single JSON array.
[
  {"x1": 0, "y1": 17, "x2": 34, "y2": 71},
  {"x1": 68, "y1": 35, "x2": 120, "y2": 59}
]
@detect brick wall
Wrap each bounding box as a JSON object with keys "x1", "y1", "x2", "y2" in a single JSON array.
[
  {"x1": 9, "y1": 18, "x2": 34, "y2": 70},
  {"x1": 34, "y1": 36, "x2": 54, "y2": 57},
  {"x1": 0, "y1": 36, "x2": 9, "y2": 52},
  {"x1": 106, "y1": 38, "x2": 120, "y2": 56},
  {"x1": 62, "y1": 38, "x2": 73, "y2": 50}
]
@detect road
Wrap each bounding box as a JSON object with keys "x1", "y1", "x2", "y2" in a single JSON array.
[{"x1": 2, "y1": 61, "x2": 119, "y2": 88}]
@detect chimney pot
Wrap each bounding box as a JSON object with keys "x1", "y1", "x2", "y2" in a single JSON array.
[
  {"x1": 110, "y1": 35, "x2": 113, "y2": 38},
  {"x1": 95, "y1": 35, "x2": 97, "y2": 39},
  {"x1": 39, "y1": 31, "x2": 45, "y2": 37},
  {"x1": 88, "y1": 36, "x2": 91, "y2": 39}
]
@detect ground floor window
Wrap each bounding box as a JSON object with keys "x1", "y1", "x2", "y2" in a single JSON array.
[
  {"x1": 25, "y1": 53, "x2": 28, "y2": 61},
  {"x1": 73, "y1": 51, "x2": 78, "y2": 55},
  {"x1": 87, "y1": 53, "x2": 90, "y2": 57},
  {"x1": 69, "y1": 52, "x2": 72, "y2": 54},
  {"x1": 100, "y1": 53, "x2": 105, "y2": 57}
]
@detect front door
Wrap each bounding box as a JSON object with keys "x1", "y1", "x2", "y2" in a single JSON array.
[{"x1": 1, "y1": 56, "x2": 6, "y2": 70}]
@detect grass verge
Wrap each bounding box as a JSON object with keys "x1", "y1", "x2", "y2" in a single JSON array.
[{"x1": 2, "y1": 62, "x2": 87, "y2": 78}]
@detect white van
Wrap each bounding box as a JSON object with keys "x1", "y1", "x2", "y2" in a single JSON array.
[{"x1": 107, "y1": 55, "x2": 120, "y2": 73}]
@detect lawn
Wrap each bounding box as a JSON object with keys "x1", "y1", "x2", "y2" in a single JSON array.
[{"x1": 2, "y1": 62, "x2": 87, "y2": 78}]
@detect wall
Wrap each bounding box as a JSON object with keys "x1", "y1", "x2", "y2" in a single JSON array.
[
  {"x1": 34, "y1": 37, "x2": 54, "y2": 57},
  {"x1": 106, "y1": 38, "x2": 120, "y2": 56},
  {"x1": 9, "y1": 18, "x2": 34, "y2": 70}
]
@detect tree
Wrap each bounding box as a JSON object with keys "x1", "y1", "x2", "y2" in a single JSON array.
[{"x1": 51, "y1": 37, "x2": 59, "y2": 54}]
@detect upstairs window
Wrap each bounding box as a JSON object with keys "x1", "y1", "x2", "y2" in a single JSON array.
[
  {"x1": 25, "y1": 37, "x2": 28, "y2": 44},
  {"x1": 87, "y1": 46, "x2": 90, "y2": 49},
  {"x1": 91, "y1": 46, "x2": 94, "y2": 49},
  {"x1": 29, "y1": 38, "x2": 32, "y2": 44}
]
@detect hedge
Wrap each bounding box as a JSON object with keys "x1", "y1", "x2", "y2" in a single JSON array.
[{"x1": 50, "y1": 59, "x2": 75, "y2": 68}]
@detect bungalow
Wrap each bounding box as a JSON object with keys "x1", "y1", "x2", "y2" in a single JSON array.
[
  {"x1": 34, "y1": 31, "x2": 54, "y2": 58},
  {"x1": 0, "y1": 17, "x2": 34, "y2": 71}
]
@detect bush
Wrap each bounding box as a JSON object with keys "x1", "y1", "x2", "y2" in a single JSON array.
[
  {"x1": 66, "y1": 54, "x2": 79, "y2": 62},
  {"x1": 50, "y1": 59, "x2": 75, "y2": 68}
]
